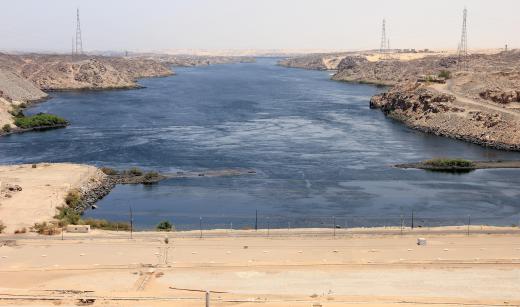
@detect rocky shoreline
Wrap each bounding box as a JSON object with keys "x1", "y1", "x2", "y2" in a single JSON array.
[
  {"x1": 77, "y1": 169, "x2": 167, "y2": 213},
  {"x1": 279, "y1": 51, "x2": 520, "y2": 151}
]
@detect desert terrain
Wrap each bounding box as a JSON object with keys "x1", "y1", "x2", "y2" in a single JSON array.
[
  {"x1": 0, "y1": 163, "x2": 106, "y2": 233},
  {"x1": 1, "y1": 228, "x2": 519, "y2": 306}
]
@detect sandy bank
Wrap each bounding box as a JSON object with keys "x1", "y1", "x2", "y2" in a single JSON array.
[{"x1": 0, "y1": 163, "x2": 105, "y2": 233}]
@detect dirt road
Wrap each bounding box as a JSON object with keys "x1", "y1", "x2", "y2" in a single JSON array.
[{"x1": 1, "y1": 228, "x2": 520, "y2": 306}]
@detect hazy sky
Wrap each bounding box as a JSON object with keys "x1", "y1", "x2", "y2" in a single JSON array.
[{"x1": 0, "y1": 0, "x2": 518, "y2": 52}]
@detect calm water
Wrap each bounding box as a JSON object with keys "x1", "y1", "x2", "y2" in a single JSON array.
[{"x1": 1, "y1": 58, "x2": 520, "y2": 229}]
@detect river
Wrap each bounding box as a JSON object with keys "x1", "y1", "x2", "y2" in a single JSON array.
[{"x1": 1, "y1": 58, "x2": 520, "y2": 229}]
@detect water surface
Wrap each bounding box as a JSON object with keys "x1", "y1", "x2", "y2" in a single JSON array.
[{"x1": 1, "y1": 58, "x2": 520, "y2": 229}]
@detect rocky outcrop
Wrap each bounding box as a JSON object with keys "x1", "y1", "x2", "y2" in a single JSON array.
[
  {"x1": 370, "y1": 82, "x2": 520, "y2": 151},
  {"x1": 332, "y1": 56, "x2": 459, "y2": 86},
  {"x1": 0, "y1": 53, "x2": 174, "y2": 92},
  {"x1": 479, "y1": 89, "x2": 520, "y2": 104},
  {"x1": 278, "y1": 53, "x2": 348, "y2": 70}
]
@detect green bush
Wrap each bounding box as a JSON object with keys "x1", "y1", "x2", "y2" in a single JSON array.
[
  {"x1": 2, "y1": 124, "x2": 11, "y2": 133},
  {"x1": 65, "y1": 189, "x2": 82, "y2": 208},
  {"x1": 14, "y1": 113, "x2": 68, "y2": 129},
  {"x1": 438, "y1": 70, "x2": 452, "y2": 79},
  {"x1": 55, "y1": 206, "x2": 81, "y2": 225},
  {"x1": 424, "y1": 158, "x2": 475, "y2": 168},
  {"x1": 81, "y1": 218, "x2": 131, "y2": 231},
  {"x1": 144, "y1": 171, "x2": 160, "y2": 180},
  {"x1": 0, "y1": 221, "x2": 5, "y2": 233},
  {"x1": 101, "y1": 167, "x2": 119, "y2": 176},
  {"x1": 156, "y1": 220, "x2": 173, "y2": 231},
  {"x1": 127, "y1": 167, "x2": 143, "y2": 176}
]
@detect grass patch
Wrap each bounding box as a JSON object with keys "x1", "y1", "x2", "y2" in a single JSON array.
[
  {"x1": 55, "y1": 206, "x2": 81, "y2": 225},
  {"x1": 81, "y1": 218, "x2": 131, "y2": 231},
  {"x1": 156, "y1": 220, "x2": 174, "y2": 231},
  {"x1": 424, "y1": 158, "x2": 475, "y2": 168},
  {"x1": 14, "y1": 113, "x2": 68, "y2": 129},
  {"x1": 438, "y1": 70, "x2": 452, "y2": 79}
]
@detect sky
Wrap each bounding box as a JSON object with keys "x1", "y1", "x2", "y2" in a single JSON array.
[{"x1": 0, "y1": 0, "x2": 518, "y2": 52}]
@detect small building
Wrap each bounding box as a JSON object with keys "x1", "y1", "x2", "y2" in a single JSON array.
[{"x1": 66, "y1": 225, "x2": 90, "y2": 233}]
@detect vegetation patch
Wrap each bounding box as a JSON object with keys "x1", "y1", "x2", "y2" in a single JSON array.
[
  {"x1": 101, "y1": 167, "x2": 119, "y2": 175},
  {"x1": 32, "y1": 222, "x2": 61, "y2": 235},
  {"x1": 81, "y1": 218, "x2": 130, "y2": 231},
  {"x1": 126, "y1": 167, "x2": 143, "y2": 176},
  {"x1": 156, "y1": 220, "x2": 174, "y2": 231},
  {"x1": 0, "y1": 221, "x2": 5, "y2": 233},
  {"x1": 438, "y1": 70, "x2": 452, "y2": 79},
  {"x1": 14, "y1": 113, "x2": 68, "y2": 129},
  {"x1": 424, "y1": 158, "x2": 475, "y2": 168},
  {"x1": 2, "y1": 124, "x2": 11, "y2": 133}
]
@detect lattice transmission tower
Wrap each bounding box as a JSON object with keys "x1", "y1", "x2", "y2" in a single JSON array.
[
  {"x1": 457, "y1": 7, "x2": 468, "y2": 70},
  {"x1": 75, "y1": 8, "x2": 83, "y2": 55},
  {"x1": 380, "y1": 19, "x2": 387, "y2": 57}
]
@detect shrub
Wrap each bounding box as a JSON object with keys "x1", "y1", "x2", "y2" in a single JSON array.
[
  {"x1": 101, "y1": 167, "x2": 119, "y2": 176},
  {"x1": 127, "y1": 167, "x2": 143, "y2": 176},
  {"x1": 14, "y1": 228, "x2": 27, "y2": 234},
  {"x1": 8, "y1": 107, "x2": 24, "y2": 118},
  {"x1": 55, "y1": 206, "x2": 81, "y2": 225},
  {"x1": 424, "y1": 158, "x2": 475, "y2": 168},
  {"x1": 2, "y1": 124, "x2": 11, "y2": 133},
  {"x1": 32, "y1": 222, "x2": 61, "y2": 235},
  {"x1": 65, "y1": 189, "x2": 82, "y2": 208},
  {"x1": 144, "y1": 171, "x2": 159, "y2": 180},
  {"x1": 14, "y1": 113, "x2": 68, "y2": 129},
  {"x1": 438, "y1": 70, "x2": 452, "y2": 79},
  {"x1": 156, "y1": 220, "x2": 173, "y2": 231},
  {"x1": 0, "y1": 221, "x2": 5, "y2": 233},
  {"x1": 32, "y1": 164, "x2": 37, "y2": 168},
  {"x1": 81, "y1": 218, "x2": 131, "y2": 231}
]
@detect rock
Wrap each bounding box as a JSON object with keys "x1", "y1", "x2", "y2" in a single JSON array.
[{"x1": 479, "y1": 89, "x2": 520, "y2": 104}]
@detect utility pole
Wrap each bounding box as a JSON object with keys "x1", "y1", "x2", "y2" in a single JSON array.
[
  {"x1": 199, "y1": 217, "x2": 202, "y2": 239},
  {"x1": 129, "y1": 205, "x2": 133, "y2": 239},
  {"x1": 255, "y1": 210, "x2": 258, "y2": 231}
]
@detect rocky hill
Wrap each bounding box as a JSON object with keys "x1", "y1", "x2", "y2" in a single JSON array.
[
  {"x1": 277, "y1": 53, "x2": 348, "y2": 70},
  {"x1": 135, "y1": 54, "x2": 256, "y2": 67},
  {"x1": 0, "y1": 54, "x2": 173, "y2": 91},
  {"x1": 0, "y1": 53, "x2": 174, "y2": 130}
]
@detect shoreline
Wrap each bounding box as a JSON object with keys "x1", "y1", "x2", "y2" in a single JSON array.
[{"x1": 396, "y1": 160, "x2": 520, "y2": 171}]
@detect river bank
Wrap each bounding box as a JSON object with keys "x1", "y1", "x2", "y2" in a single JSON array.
[{"x1": 279, "y1": 50, "x2": 520, "y2": 151}]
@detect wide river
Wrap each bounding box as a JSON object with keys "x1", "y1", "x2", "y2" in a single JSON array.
[{"x1": 2, "y1": 58, "x2": 520, "y2": 229}]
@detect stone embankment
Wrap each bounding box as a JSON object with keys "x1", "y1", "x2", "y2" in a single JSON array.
[{"x1": 77, "y1": 169, "x2": 166, "y2": 213}]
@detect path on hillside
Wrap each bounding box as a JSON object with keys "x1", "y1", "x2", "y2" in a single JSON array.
[{"x1": 430, "y1": 81, "x2": 520, "y2": 120}]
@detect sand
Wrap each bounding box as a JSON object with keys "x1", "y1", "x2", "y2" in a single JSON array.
[
  {"x1": 1, "y1": 228, "x2": 520, "y2": 306},
  {"x1": 0, "y1": 163, "x2": 104, "y2": 233}
]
